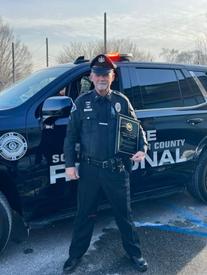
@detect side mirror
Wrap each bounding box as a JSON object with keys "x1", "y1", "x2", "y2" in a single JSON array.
[{"x1": 41, "y1": 96, "x2": 74, "y2": 122}]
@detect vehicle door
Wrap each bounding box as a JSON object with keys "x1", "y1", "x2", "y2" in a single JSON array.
[
  {"x1": 24, "y1": 68, "x2": 91, "y2": 220},
  {"x1": 121, "y1": 65, "x2": 207, "y2": 194}
]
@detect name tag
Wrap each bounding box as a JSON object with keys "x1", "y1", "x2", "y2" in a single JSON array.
[
  {"x1": 99, "y1": 122, "x2": 108, "y2": 125},
  {"x1": 84, "y1": 108, "x2": 93, "y2": 112}
]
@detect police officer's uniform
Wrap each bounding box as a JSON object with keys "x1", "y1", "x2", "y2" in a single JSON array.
[{"x1": 63, "y1": 54, "x2": 148, "y2": 273}]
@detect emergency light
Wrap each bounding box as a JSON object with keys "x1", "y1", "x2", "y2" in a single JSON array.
[{"x1": 106, "y1": 52, "x2": 133, "y2": 62}]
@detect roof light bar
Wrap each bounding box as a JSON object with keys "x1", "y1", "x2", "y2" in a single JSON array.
[{"x1": 107, "y1": 52, "x2": 133, "y2": 62}]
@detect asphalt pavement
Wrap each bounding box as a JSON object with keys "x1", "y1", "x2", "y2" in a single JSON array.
[{"x1": 1, "y1": 191, "x2": 207, "y2": 275}]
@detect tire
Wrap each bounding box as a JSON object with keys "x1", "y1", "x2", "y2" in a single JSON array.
[
  {"x1": 187, "y1": 153, "x2": 207, "y2": 203},
  {"x1": 0, "y1": 191, "x2": 12, "y2": 254}
]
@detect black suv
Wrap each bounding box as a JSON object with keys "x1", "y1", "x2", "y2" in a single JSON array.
[{"x1": 1, "y1": 53, "x2": 207, "y2": 254}]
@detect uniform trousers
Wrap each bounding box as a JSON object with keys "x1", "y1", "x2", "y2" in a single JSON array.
[{"x1": 69, "y1": 161, "x2": 142, "y2": 259}]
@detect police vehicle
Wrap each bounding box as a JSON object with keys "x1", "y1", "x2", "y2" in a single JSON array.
[{"x1": 1, "y1": 52, "x2": 207, "y2": 254}]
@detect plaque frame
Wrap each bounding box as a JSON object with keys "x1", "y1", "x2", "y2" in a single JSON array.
[{"x1": 115, "y1": 113, "x2": 140, "y2": 155}]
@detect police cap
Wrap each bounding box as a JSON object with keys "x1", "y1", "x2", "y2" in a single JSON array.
[{"x1": 90, "y1": 54, "x2": 117, "y2": 75}]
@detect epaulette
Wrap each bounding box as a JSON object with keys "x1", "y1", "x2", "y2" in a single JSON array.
[
  {"x1": 112, "y1": 90, "x2": 130, "y2": 101},
  {"x1": 76, "y1": 90, "x2": 94, "y2": 100},
  {"x1": 84, "y1": 90, "x2": 94, "y2": 95}
]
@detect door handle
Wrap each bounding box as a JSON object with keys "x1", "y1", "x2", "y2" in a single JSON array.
[{"x1": 187, "y1": 118, "x2": 204, "y2": 125}]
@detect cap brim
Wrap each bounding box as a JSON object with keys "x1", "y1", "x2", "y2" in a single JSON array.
[{"x1": 91, "y1": 67, "x2": 113, "y2": 74}]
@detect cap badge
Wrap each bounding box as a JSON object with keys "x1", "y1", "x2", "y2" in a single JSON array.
[{"x1": 98, "y1": 56, "x2": 105, "y2": 63}]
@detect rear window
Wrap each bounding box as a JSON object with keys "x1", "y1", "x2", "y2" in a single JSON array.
[
  {"x1": 136, "y1": 68, "x2": 182, "y2": 109},
  {"x1": 176, "y1": 70, "x2": 205, "y2": 106},
  {"x1": 190, "y1": 71, "x2": 207, "y2": 94}
]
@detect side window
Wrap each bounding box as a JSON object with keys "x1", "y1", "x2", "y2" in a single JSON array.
[
  {"x1": 136, "y1": 68, "x2": 183, "y2": 109},
  {"x1": 176, "y1": 70, "x2": 205, "y2": 106},
  {"x1": 187, "y1": 71, "x2": 207, "y2": 105},
  {"x1": 111, "y1": 71, "x2": 120, "y2": 91},
  {"x1": 192, "y1": 71, "x2": 207, "y2": 91},
  {"x1": 57, "y1": 74, "x2": 92, "y2": 100},
  {"x1": 120, "y1": 67, "x2": 142, "y2": 110},
  {"x1": 58, "y1": 87, "x2": 67, "y2": 96},
  {"x1": 57, "y1": 70, "x2": 120, "y2": 101},
  {"x1": 80, "y1": 76, "x2": 92, "y2": 94}
]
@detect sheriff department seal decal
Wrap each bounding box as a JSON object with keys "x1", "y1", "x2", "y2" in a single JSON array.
[{"x1": 0, "y1": 132, "x2": 28, "y2": 161}]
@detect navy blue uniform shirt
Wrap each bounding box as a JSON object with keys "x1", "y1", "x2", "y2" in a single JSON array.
[{"x1": 64, "y1": 89, "x2": 148, "y2": 167}]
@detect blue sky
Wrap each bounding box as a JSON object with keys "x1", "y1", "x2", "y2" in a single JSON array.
[{"x1": 1, "y1": 0, "x2": 207, "y2": 69}]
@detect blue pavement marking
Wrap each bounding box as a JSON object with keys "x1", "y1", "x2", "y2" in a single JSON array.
[
  {"x1": 134, "y1": 200, "x2": 207, "y2": 237},
  {"x1": 134, "y1": 222, "x2": 207, "y2": 238},
  {"x1": 162, "y1": 202, "x2": 207, "y2": 228}
]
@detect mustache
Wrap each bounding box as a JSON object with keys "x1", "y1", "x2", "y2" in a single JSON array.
[{"x1": 97, "y1": 81, "x2": 108, "y2": 84}]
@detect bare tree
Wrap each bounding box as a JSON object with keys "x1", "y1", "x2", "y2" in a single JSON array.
[
  {"x1": 0, "y1": 18, "x2": 32, "y2": 90},
  {"x1": 57, "y1": 39, "x2": 154, "y2": 64},
  {"x1": 194, "y1": 36, "x2": 207, "y2": 64},
  {"x1": 160, "y1": 40, "x2": 207, "y2": 65},
  {"x1": 106, "y1": 39, "x2": 154, "y2": 61},
  {"x1": 159, "y1": 48, "x2": 179, "y2": 63},
  {"x1": 57, "y1": 41, "x2": 103, "y2": 63}
]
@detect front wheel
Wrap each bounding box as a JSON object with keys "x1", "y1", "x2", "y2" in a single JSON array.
[
  {"x1": 0, "y1": 191, "x2": 12, "y2": 254},
  {"x1": 187, "y1": 153, "x2": 207, "y2": 203}
]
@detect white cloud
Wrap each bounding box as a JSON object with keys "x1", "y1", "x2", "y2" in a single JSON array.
[{"x1": 2, "y1": 0, "x2": 207, "y2": 68}]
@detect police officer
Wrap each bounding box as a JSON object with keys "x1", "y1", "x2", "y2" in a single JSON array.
[{"x1": 63, "y1": 54, "x2": 148, "y2": 273}]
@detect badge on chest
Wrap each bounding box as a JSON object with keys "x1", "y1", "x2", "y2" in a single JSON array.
[{"x1": 115, "y1": 102, "x2": 121, "y2": 112}]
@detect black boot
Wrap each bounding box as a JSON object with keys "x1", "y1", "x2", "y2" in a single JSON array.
[
  {"x1": 63, "y1": 257, "x2": 81, "y2": 274},
  {"x1": 130, "y1": 256, "x2": 148, "y2": 272}
]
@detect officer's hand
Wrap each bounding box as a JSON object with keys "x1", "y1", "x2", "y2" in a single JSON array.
[
  {"x1": 131, "y1": 151, "x2": 146, "y2": 162},
  {"x1": 65, "y1": 167, "x2": 80, "y2": 180}
]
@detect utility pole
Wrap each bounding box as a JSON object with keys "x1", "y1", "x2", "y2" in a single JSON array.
[
  {"x1": 12, "y1": 42, "x2": 15, "y2": 83},
  {"x1": 46, "y1": 37, "x2": 49, "y2": 67},
  {"x1": 104, "y1": 12, "x2": 107, "y2": 54}
]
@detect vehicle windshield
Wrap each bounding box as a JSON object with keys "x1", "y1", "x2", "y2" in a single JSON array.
[{"x1": 0, "y1": 66, "x2": 73, "y2": 109}]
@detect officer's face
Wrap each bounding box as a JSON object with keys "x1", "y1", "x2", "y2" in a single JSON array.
[{"x1": 90, "y1": 72, "x2": 115, "y2": 94}]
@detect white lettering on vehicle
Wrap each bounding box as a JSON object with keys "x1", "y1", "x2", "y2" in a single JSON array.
[
  {"x1": 49, "y1": 130, "x2": 188, "y2": 184},
  {"x1": 52, "y1": 154, "x2": 65, "y2": 163},
  {"x1": 50, "y1": 158, "x2": 80, "y2": 184},
  {"x1": 50, "y1": 164, "x2": 70, "y2": 184},
  {"x1": 132, "y1": 148, "x2": 186, "y2": 170},
  {"x1": 154, "y1": 139, "x2": 185, "y2": 150},
  {"x1": 132, "y1": 130, "x2": 187, "y2": 171},
  {"x1": 146, "y1": 130, "x2": 157, "y2": 141}
]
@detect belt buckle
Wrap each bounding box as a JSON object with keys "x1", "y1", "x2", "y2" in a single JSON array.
[
  {"x1": 110, "y1": 158, "x2": 116, "y2": 171},
  {"x1": 102, "y1": 160, "x2": 108, "y2": 168},
  {"x1": 116, "y1": 158, "x2": 124, "y2": 172}
]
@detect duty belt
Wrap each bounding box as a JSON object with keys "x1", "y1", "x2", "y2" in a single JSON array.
[{"x1": 82, "y1": 155, "x2": 124, "y2": 171}]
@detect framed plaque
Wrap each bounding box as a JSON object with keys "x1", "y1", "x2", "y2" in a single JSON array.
[{"x1": 115, "y1": 114, "x2": 140, "y2": 155}]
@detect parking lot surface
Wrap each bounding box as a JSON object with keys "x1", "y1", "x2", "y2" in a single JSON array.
[{"x1": 1, "y1": 191, "x2": 207, "y2": 275}]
